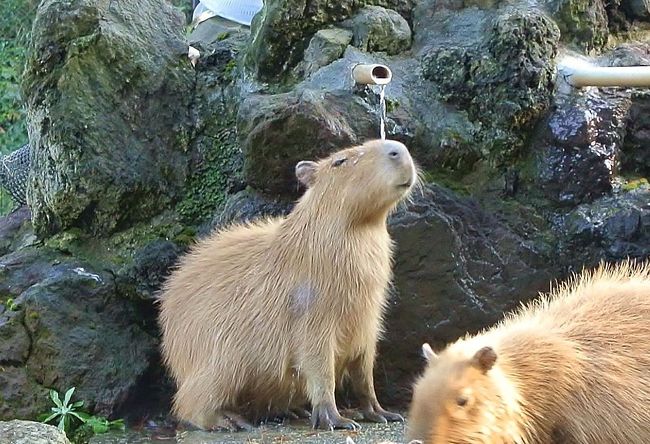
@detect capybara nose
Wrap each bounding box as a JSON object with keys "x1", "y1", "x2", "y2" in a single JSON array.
[{"x1": 383, "y1": 140, "x2": 410, "y2": 163}]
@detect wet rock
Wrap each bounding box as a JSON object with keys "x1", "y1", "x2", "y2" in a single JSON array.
[
  {"x1": 376, "y1": 184, "x2": 554, "y2": 405},
  {"x1": 622, "y1": 0, "x2": 650, "y2": 19},
  {"x1": 534, "y1": 89, "x2": 631, "y2": 206},
  {"x1": 0, "y1": 206, "x2": 33, "y2": 257},
  {"x1": 557, "y1": 187, "x2": 650, "y2": 262},
  {"x1": 421, "y1": 7, "x2": 560, "y2": 163},
  {"x1": 622, "y1": 90, "x2": 650, "y2": 176},
  {"x1": 23, "y1": 0, "x2": 194, "y2": 237},
  {"x1": 0, "y1": 420, "x2": 70, "y2": 444},
  {"x1": 0, "y1": 249, "x2": 156, "y2": 419},
  {"x1": 295, "y1": 28, "x2": 353, "y2": 77},
  {"x1": 245, "y1": 0, "x2": 415, "y2": 81},
  {"x1": 547, "y1": 0, "x2": 608, "y2": 51},
  {"x1": 341, "y1": 6, "x2": 412, "y2": 55},
  {"x1": 208, "y1": 188, "x2": 293, "y2": 233},
  {"x1": 238, "y1": 88, "x2": 376, "y2": 195}
]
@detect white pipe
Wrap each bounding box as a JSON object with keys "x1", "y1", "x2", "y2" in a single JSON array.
[
  {"x1": 558, "y1": 63, "x2": 650, "y2": 87},
  {"x1": 352, "y1": 64, "x2": 393, "y2": 85}
]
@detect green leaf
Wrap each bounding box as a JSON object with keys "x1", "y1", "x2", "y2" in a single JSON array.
[
  {"x1": 71, "y1": 400, "x2": 84, "y2": 408},
  {"x1": 42, "y1": 412, "x2": 59, "y2": 424},
  {"x1": 50, "y1": 390, "x2": 63, "y2": 409},
  {"x1": 63, "y1": 387, "x2": 75, "y2": 406},
  {"x1": 68, "y1": 411, "x2": 85, "y2": 422},
  {"x1": 57, "y1": 415, "x2": 66, "y2": 431}
]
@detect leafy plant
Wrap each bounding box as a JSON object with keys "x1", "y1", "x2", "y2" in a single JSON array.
[
  {"x1": 39, "y1": 387, "x2": 125, "y2": 443},
  {"x1": 41, "y1": 387, "x2": 85, "y2": 433}
]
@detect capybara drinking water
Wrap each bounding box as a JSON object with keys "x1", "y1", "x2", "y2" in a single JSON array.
[
  {"x1": 159, "y1": 139, "x2": 417, "y2": 431},
  {"x1": 406, "y1": 261, "x2": 650, "y2": 444}
]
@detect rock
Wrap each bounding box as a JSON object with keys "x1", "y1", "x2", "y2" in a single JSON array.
[
  {"x1": 421, "y1": 7, "x2": 560, "y2": 163},
  {"x1": 0, "y1": 420, "x2": 70, "y2": 444},
  {"x1": 245, "y1": 0, "x2": 415, "y2": 82},
  {"x1": 208, "y1": 188, "x2": 293, "y2": 233},
  {"x1": 238, "y1": 88, "x2": 376, "y2": 195},
  {"x1": 622, "y1": 91, "x2": 650, "y2": 176},
  {"x1": 534, "y1": 89, "x2": 631, "y2": 206},
  {"x1": 557, "y1": 186, "x2": 650, "y2": 262},
  {"x1": 622, "y1": 0, "x2": 650, "y2": 19},
  {"x1": 547, "y1": 0, "x2": 608, "y2": 51},
  {"x1": 0, "y1": 207, "x2": 34, "y2": 257},
  {"x1": 341, "y1": 6, "x2": 412, "y2": 55},
  {"x1": 295, "y1": 28, "x2": 353, "y2": 77},
  {"x1": 0, "y1": 249, "x2": 156, "y2": 419},
  {"x1": 373, "y1": 184, "x2": 554, "y2": 405},
  {"x1": 23, "y1": 0, "x2": 194, "y2": 237}
]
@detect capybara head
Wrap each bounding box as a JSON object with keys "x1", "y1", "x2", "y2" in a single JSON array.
[
  {"x1": 407, "y1": 343, "x2": 519, "y2": 444},
  {"x1": 294, "y1": 139, "x2": 418, "y2": 223}
]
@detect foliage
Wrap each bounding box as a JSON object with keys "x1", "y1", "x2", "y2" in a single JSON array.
[{"x1": 39, "y1": 387, "x2": 125, "y2": 444}]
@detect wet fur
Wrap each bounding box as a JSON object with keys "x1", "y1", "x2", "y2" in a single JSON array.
[
  {"x1": 159, "y1": 140, "x2": 417, "y2": 429},
  {"x1": 407, "y1": 260, "x2": 650, "y2": 444}
]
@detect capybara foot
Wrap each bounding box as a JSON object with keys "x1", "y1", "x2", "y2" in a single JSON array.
[
  {"x1": 361, "y1": 405, "x2": 404, "y2": 423},
  {"x1": 204, "y1": 411, "x2": 253, "y2": 432},
  {"x1": 311, "y1": 402, "x2": 361, "y2": 431},
  {"x1": 291, "y1": 407, "x2": 312, "y2": 419}
]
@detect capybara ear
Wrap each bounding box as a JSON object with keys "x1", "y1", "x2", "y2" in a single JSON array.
[
  {"x1": 295, "y1": 160, "x2": 318, "y2": 187},
  {"x1": 422, "y1": 343, "x2": 437, "y2": 361},
  {"x1": 470, "y1": 346, "x2": 497, "y2": 373}
]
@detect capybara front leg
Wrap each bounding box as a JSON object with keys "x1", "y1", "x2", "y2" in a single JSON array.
[
  {"x1": 348, "y1": 348, "x2": 404, "y2": 423},
  {"x1": 302, "y1": 345, "x2": 360, "y2": 430}
]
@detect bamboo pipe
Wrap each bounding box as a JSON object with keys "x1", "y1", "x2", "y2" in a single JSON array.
[{"x1": 352, "y1": 64, "x2": 393, "y2": 85}]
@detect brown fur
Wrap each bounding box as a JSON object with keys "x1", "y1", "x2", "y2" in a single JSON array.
[
  {"x1": 407, "y1": 260, "x2": 650, "y2": 444},
  {"x1": 159, "y1": 139, "x2": 418, "y2": 430}
]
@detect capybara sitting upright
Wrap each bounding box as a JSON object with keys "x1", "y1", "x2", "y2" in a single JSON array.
[
  {"x1": 406, "y1": 260, "x2": 650, "y2": 444},
  {"x1": 159, "y1": 139, "x2": 417, "y2": 431}
]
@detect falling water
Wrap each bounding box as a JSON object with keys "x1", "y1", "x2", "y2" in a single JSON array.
[{"x1": 379, "y1": 84, "x2": 387, "y2": 140}]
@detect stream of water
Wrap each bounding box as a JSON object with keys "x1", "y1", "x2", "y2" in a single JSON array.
[{"x1": 379, "y1": 84, "x2": 386, "y2": 140}]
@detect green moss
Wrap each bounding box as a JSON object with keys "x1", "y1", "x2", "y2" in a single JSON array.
[
  {"x1": 621, "y1": 177, "x2": 649, "y2": 192},
  {"x1": 177, "y1": 119, "x2": 242, "y2": 224},
  {"x1": 421, "y1": 170, "x2": 472, "y2": 196}
]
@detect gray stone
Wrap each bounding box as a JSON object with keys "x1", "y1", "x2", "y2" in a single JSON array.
[
  {"x1": 341, "y1": 6, "x2": 412, "y2": 55},
  {"x1": 0, "y1": 420, "x2": 70, "y2": 444},
  {"x1": 622, "y1": 0, "x2": 650, "y2": 19},
  {"x1": 23, "y1": 0, "x2": 194, "y2": 237},
  {"x1": 295, "y1": 28, "x2": 353, "y2": 77},
  {"x1": 245, "y1": 0, "x2": 415, "y2": 82},
  {"x1": 208, "y1": 188, "x2": 293, "y2": 233},
  {"x1": 545, "y1": 0, "x2": 608, "y2": 51},
  {"x1": 375, "y1": 184, "x2": 554, "y2": 405},
  {"x1": 534, "y1": 89, "x2": 631, "y2": 206},
  {"x1": 0, "y1": 249, "x2": 156, "y2": 420}
]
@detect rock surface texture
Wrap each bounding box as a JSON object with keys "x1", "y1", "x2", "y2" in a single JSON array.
[
  {"x1": 0, "y1": 420, "x2": 70, "y2": 444},
  {"x1": 3, "y1": 0, "x2": 650, "y2": 425}
]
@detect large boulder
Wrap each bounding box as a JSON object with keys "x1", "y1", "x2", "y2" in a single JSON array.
[
  {"x1": 374, "y1": 184, "x2": 554, "y2": 405},
  {"x1": 0, "y1": 246, "x2": 156, "y2": 419},
  {"x1": 245, "y1": 0, "x2": 415, "y2": 82},
  {"x1": 23, "y1": 0, "x2": 194, "y2": 237},
  {"x1": 0, "y1": 420, "x2": 70, "y2": 444},
  {"x1": 421, "y1": 7, "x2": 560, "y2": 163},
  {"x1": 341, "y1": 6, "x2": 412, "y2": 55},
  {"x1": 533, "y1": 89, "x2": 630, "y2": 206}
]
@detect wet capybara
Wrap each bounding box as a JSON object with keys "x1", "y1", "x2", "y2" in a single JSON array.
[
  {"x1": 407, "y1": 260, "x2": 650, "y2": 444},
  {"x1": 159, "y1": 139, "x2": 418, "y2": 431}
]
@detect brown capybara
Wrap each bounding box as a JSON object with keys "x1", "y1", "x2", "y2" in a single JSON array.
[
  {"x1": 407, "y1": 260, "x2": 650, "y2": 444},
  {"x1": 159, "y1": 139, "x2": 418, "y2": 431}
]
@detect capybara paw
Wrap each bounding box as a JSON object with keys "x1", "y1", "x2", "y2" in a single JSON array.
[
  {"x1": 361, "y1": 406, "x2": 404, "y2": 423},
  {"x1": 212, "y1": 411, "x2": 253, "y2": 432},
  {"x1": 311, "y1": 402, "x2": 361, "y2": 431},
  {"x1": 291, "y1": 407, "x2": 312, "y2": 419}
]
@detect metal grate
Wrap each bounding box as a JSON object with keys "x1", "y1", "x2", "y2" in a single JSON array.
[{"x1": 0, "y1": 144, "x2": 31, "y2": 206}]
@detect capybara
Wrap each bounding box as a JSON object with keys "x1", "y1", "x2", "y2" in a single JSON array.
[
  {"x1": 159, "y1": 139, "x2": 417, "y2": 431},
  {"x1": 407, "y1": 261, "x2": 650, "y2": 444}
]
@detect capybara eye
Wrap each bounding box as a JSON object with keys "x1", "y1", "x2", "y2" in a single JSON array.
[
  {"x1": 456, "y1": 396, "x2": 468, "y2": 407},
  {"x1": 332, "y1": 157, "x2": 347, "y2": 167}
]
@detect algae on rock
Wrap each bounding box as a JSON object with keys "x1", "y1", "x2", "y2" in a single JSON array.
[{"x1": 23, "y1": 0, "x2": 194, "y2": 237}]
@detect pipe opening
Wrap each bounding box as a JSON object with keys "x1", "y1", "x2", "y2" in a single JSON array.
[{"x1": 372, "y1": 66, "x2": 390, "y2": 80}]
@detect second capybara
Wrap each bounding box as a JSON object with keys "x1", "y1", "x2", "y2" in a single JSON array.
[
  {"x1": 159, "y1": 139, "x2": 418, "y2": 431},
  {"x1": 407, "y1": 260, "x2": 650, "y2": 444}
]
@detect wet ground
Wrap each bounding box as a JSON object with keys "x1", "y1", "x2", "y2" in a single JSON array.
[{"x1": 90, "y1": 419, "x2": 407, "y2": 444}]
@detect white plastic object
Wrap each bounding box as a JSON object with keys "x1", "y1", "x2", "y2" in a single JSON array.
[
  {"x1": 197, "y1": 0, "x2": 264, "y2": 26},
  {"x1": 559, "y1": 64, "x2": 650, "y2": 87},
  {"x1": 352, "y1": 64, "x2": 393, "y2": 85}
]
